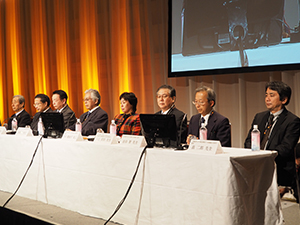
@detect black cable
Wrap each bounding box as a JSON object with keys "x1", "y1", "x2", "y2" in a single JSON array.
[
  {"x1": 104, "y1": 146, "x2": 147, "y2": 225},
  {"x1": 2, "y1": 136, "x2": 43, "y2": 208}
]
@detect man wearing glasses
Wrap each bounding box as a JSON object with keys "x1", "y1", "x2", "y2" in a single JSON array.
[
  {"x1": 68, "y1": 89, "x2": 108, "y2": 136},
  {"x1": 155, "y1": 84, "x2": 187, "y2": 143},
  {"x1": 6, "y1": 95, "x2": 31, "y2": 130},
  {"x1": 187, "y1": 86, "x2": 231, "y2": 147},
  {"x1": 31, "y1": 94, "x2": 53, "y2": 132}
]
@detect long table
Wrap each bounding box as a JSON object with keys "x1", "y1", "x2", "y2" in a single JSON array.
[{"x1": 0, "y1": 135, "x2": 283, "y2": 224}]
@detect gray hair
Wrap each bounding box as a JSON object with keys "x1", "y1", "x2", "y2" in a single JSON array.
[
  {"x1": 13, "y1": 95, "x2": 25, "y2": 107},
  {"x1": 85, "y1": 89, "x2": 101, "y2": 105},
  {"x1": 195, "y1": 86, "x2": 216, "y2": 107}
]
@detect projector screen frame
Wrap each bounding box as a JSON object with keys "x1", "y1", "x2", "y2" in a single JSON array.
[{"x1": 168, "y1": 0, "x2": 300, "y2": 78}]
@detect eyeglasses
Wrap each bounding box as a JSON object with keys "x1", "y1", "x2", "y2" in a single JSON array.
[
  {"x1": 192, "y1": 100, "x2": 207, "y2": 106},
  {"x1": 156, "y1": 94, "x2": 170, "y2": 99},
  {"x1": 83, "y1": 98, "x2": 92, "y2": 102},
  {"x1": 33, "y1": 103, "x2": 42, "y2": 107}
]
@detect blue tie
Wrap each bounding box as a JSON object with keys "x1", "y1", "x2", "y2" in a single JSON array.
[
  {"x1": 86, "y1": 111, "x2": 91, "y2": 119},
  {"x1": 201, "y1": 117, "x2": 205, "y2": 125}
]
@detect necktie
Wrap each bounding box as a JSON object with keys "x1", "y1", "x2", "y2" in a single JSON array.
[
  {"x1": 201, "y1": 117, "x2": 205, "y2": 125},
  {"x1": 260, "y1": 114, "x2": 275, "y2": 150},
  {"x1": 86, "y1": 111, "x2": 91, "y2": 120}
]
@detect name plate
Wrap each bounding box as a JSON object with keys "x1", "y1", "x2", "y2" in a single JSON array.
[
  {"x1": 188, "y1": 140, "x2": 223, "y2": 154},
  {"x1": 119, "y1": 135, "x2": 147, "y2": 148},
  {"x1": 94, "y1": 133, "x2": 120, "y2": 145},
  {"x1": 62, "y1": 131, "x2": 84, "y2": 141},
  {"x1": 16, "y1": 127, "x2": 33, "y2": 137},
  {"x1": 0, "y1": 126, "x2": 6, "y2": 135}
]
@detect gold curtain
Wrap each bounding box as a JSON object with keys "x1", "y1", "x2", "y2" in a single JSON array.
[{"x1": 0, "y1": 0, "x2": 168, "y2": 123}]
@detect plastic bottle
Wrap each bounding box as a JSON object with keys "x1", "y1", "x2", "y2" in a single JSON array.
[
  {"x1": 251, "y1": 124, "x2": 260, "y2": 151},
  {"x1": 75, "y1": 118, "x2": 82, "y2": 132},
  {"x1": 38, "y1": 117, "x2": 44, "y2": 136},
  {"x1": 110, "y1": 120, "x2": 116, "y2": 135},
  {"x1": 199, "y1": 123, "x2": 207, "y2": 140},
  {"x1": 12, "y1": 118, "x2": 18, "y2": 131}
]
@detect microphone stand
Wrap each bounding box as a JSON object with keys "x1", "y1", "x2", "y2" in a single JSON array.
[{"x1": 176, "y1": 113, "x2": 187, "y2": 150}]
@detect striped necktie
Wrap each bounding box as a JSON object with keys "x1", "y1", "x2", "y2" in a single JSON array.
[{"x1": 260, "y1": 114, "x2": 275, "y2": 150}]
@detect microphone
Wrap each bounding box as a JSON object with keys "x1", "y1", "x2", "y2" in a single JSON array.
[
  {"x1": 66, "y1": 112, "x2": 75, "y2": 129},
  {"x1": 176, "y1": 113, "x2": 187, "y2": 150},
  {"x1": 1, "y1": 116, "x2": 13, "y2": 129}
]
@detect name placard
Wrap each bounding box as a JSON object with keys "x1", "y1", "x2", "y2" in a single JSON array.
[
  {"x1": 0, "y1": 126, "x2": 6, "y2": 135},
  {"x1": 93, "y1": 133, "x2": 120, "y2": 145},
  {"x1": 15, "y1": 127, "x2": 33, "y2": 137},
  {"x1": 119, "y1": 135, "x2": 147, "y2": 148},
  {"x1": 188, "y1": 140, "x2": 223, "y2": 154},
  {"x1": 62, "y1": 131, "x2": 84, "y2": 141}
]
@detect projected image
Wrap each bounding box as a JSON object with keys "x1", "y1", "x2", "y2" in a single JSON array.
[{"x1": 171, "y1": 0, "x2": 300, "y2": 75}]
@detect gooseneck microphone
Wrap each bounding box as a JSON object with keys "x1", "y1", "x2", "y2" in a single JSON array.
[
  {"x1": 66, "y1": 112, "x2": 75, "y2": 129},
  {"x1": 176, "y1": 113, "x2": 187, "y2": 150}
]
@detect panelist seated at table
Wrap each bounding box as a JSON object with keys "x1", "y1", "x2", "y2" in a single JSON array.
[
  {"x1": 155, "y1": 84, "x2": 187, "y2": 143},
  {"x1": 68, "y1": 89, "x2": 108, "y2": 136},
  {"x1": 113, "y1": 92, "x2": 141, "y2": 136},
  {"x1": 244, "y1": 81, "x2": 300, "y2": 199},
  {"x1": 187, "y1": 86, "x2": 231, "y2": 147},
  {"x1": 7, "y1": 95, "x2": 31, "y2": 130},
  {"x1": 31, "y1": 94, "x2": 53, "y2": 132},
  {"x1": 52, "y1": 90, "x2": 76, "y2": 129}
]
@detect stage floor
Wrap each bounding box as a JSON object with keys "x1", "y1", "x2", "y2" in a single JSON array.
[
  {"x1": 0, "y1": 190, "x2": 299, "y2": 225},
  {"x1": 0, "y1": 191, "x2": 118, "y2": 225}
]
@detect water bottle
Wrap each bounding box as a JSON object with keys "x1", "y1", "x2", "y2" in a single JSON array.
[
  {"x1": 12, "y1": 118, "x2": 18, "y2": 131},
  {"x1": 199, "y1": 123, "x2": 207, "y2": 140},
  {"x1": 75, "y1": 118, "x2": 82, "y2": 132},
  {"x1": 38, "y1": 117, "x2": 44, "y2": 136},
  {"x1": 251, "y1": 124, "x2": 260, "y2": 151},
  {"x1": 110, "y1": 120, "x2": 116, "y2": 135}
]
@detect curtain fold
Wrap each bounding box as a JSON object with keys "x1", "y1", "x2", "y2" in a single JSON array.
[{"x1": 0, "y1": 0, "x2": 299, "y2": 147}]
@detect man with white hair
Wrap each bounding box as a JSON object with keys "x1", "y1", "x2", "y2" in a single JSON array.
[
  {"x1": 69, "y1": 89, "x2": 108, "y2": 136},
  {"x1": 7, "y1": 95, "x2": 31, "y2": 130}
]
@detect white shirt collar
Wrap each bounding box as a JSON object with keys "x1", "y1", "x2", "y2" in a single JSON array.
[
  {"x1": 15, "y1": 109, "x2": 24, "y2": 117},
  {"x1": 89, "y1": 106, "x2": 99, "y2": 114},
  {"x1": 58, "y1": 104, "x2": 67, "y2": 113}
]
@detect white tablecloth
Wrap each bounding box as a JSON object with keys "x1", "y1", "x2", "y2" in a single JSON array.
[{"x1": 0, "y1": 135, "x2": 283, "y2": 224}]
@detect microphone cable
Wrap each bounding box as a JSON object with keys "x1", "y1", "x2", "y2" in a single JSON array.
[
  {"x1": 104, "y1": 146, "x2": 147, "y2": 225},
  {"x1": 2, "y1": 136, "x2": 43, "y2": 208}
]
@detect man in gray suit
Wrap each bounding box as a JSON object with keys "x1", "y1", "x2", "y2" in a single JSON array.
[
  {"x1": 68, "y1": 89, "x2": 108, "y2": 136},
  {"x1": 52, "y1": 90, "x2": 77, "y2": 129}
]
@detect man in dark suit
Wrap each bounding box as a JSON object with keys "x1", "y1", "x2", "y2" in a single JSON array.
[
  {"x1": 244, "y1": 81, "x2": 300, "y2": 197},
  {"x1": 7, "y1": 95, "x2": 31, "y2": 130},
  {"x1": 187, "y1": 86, "x2": 231, "y2": 147},
  {"x1": 52, "y1": 90, "x2": 76, "y2": 128},
  {"x1": 155, "y1": 84, "x2": 187, "y2": 143},
  {"x1": 68, "y1": 89, "x2": 108, "y2": 136},
  {"x1": 31, "y1": 94, "x2": 53, "y2": 132}
]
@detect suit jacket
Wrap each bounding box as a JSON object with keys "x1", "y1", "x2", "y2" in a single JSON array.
[
  {"x1": 188, "y1": 111, "x2": 231, "y2": 147},
  {"x1": 69, "y1": 106, "x2": 108, "y2": 136},
  {"x1": 60, "y1": 105, "x2": 76, "y2": 129},
  {"x1": 7, "y1": 109, "x2": 31, "y2": 130},
  {"x1": 156, "y1": 106, "x2": 187, "y2": 143},
  {"x1": 31, "y1": 108, "x2": 53, "y2": 131},
  {"x1": 244, "y1": 107, "x2": 300, "y2": 186}
]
